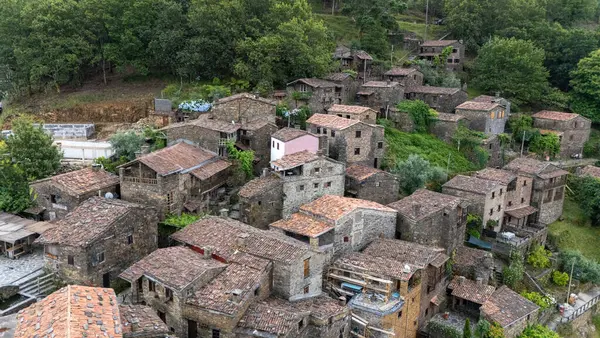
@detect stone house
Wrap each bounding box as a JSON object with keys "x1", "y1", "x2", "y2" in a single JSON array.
[
  {"x1": 307, "y1": 114, "x2": 385, "y2": 169},
  {"x1": 504, "y1": 157, "x2": 569, "y2": 224},
  {"x1": 442, "y1": 175, "x2": 507, "y2": 232},
  {"x1": 387, "y1": 189, "x2": 468, "y2": 256},
  {"x1": 286, "y1": 78, "x2": 342, "y2": 113},
  {"x1": 325, "y1": 72, "x2": 360, "y2": 104},
  {"x1": 405, "y1": 86, "x2": 468, "y2": 113},
  {"x1": 270, "y1": 127, "x2": 321, "y2": 162},
  {"x1": 447, "y1": 276, "x2": 495, "y2": 317},
  {"x1": 34, "y1": 197, "x2": 158, "y2": 287},
  {"x1": 472, "y1": 94, "x2": 512, "y2": 116},
  {"x1": 162, "y1": 93, "x2": 278, "y2": 173},
  {"x1": 333, "y1": 45, "x2": 373, "y2": 81},
  {"x1": 235, "y1": 296, "x2": 349, "y2": 338},
  {"x1": 532, "y1": 110, "x2": 592, "y2": 158},
  {"x1": 327, "y1": 104, "x2": 378, "y2": 124},
  {"x1": 30, "y1": 166, "x2": 119, "y2": 220},
  {"x1": 270, "y1": 195, "x2": 397, "y2": 259},
  {"x1": 14, "y1": 285, "x2": 170, "y2": 338},
  {"x1": 118, "y1": 142, "x2": 231, "y2": 218},
  {"x1": 170, "y1": 216, "x2": 327, "y2": 302},
  {"x1": 482, "y1": 134, "x2": 504, "y2": 168},
  {"x1": 356, "y1": 81, "x2": 404, "y2": 112},
  {"x1": 481, "y1": 286, "x2": 539, "y2": 338},
  {"x1": 453, "y1": 246, "x2": 494, "y2": 285},
  {"x1": 384, "y1": 68, "x2": 424, "y2": 89},
  {"x1": 326, "y1": 239, "x2": 448, "y2": 338},
  {"x1": 239, "y1": 151, "x2": 346, "y2": 228},
  {"x1": 345, "y1": 164, "x2": 399, "y2": 205},
  {"x1": 419, "y1": 40, "x2": 465, "y2": 71},
  {"x1": 430, "y1": 113, "x2": 465, "y2": 142},
  {"x1": 455, "y1": 100, "x2": 508, "y2": 135}
]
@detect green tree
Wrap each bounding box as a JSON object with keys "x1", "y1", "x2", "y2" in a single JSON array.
[
  {"x1": 529, "y1": 133, "x2": 560, "y2": 158},
  {"x1": 109, "y1": 131, "x2": 145, "y2": 161},
  {"x1": 488, "y1": 323, "x2": 505, "y2": 338},
  {"x1": 473, "y1": 37, "x2": 549, "y2": 106},
  {"x1": 569, "y1": 175, "x2": 600, "y2": 225},
  {"x1": 0, "y1": 161, "x2": 33, "y2": 213},
  {"x1": 559, "y1": 250, "x2": 600, "y2": 284},
  {"x1": 341, "y1": 0, "x2": 406, "y2": 33},
  {"x1": 5, "y1": 118, "x2": 62, "y2": 181},
  {"x1": 226, "y1": 142, "x2": 255, "y2": 179},
  {"x1": 518, "y1": 324, "x2": 559, "y2": 338},
  {"x1": 475, "y1": 319, "x2": 491, "y2": 338},
  {"x1": 570, "y1": 49, "x2": 600, "y2": 123},
  {"x1": 359, "y1": 23, "x2": 390, "y2": 59},
  {"x1": 546, "y1": 0, "x2": 597, "y2": 26},
  {"x1": 463, "y1": 318, "x2": 472, "y2": 338},
  {"x1": 503, "y1": 251, "x2": 524, "y2": 288},
  {"x1": 391, "y1": 154, "x2": 446, "y2": 195},
  {"x1": 527, "y1": 245, "x2": 552, "y2": 268},
  {"x1": 396, "y1": 100, "x2": 437, "y2": 133}
]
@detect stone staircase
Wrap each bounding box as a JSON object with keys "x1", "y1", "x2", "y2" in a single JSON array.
[{"x1": 13, "y1": 269, "x2": 56, "y2": 298}]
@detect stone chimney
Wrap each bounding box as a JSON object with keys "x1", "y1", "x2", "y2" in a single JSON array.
[
  {"x1": 219, "y1": 209, "x2": 229, "y2": 217},
  {"x1": 338, "y1": 296, "x2": 346, "y2": 306},
  {"x1": 262, "y1": 168, "x2": 270, "y2": 178},
  {"x1": 412, "y1": 204, "x2": 421, "y2": 217},
  {"x1": 495, "y1": 91, "x2": 500, "y2": 98},
  {"x1": 458, "y1": 276, "x2": 466, "y2": 285},
  {"x1": 229, "y1": 289, "x2": 243, "y2": 303},
  {"x1": 203, "y1": 246, "x2": 213, "y2": 259},
  {"x1": 476, "y1": 277, "x2": 483, "y2": 285},
  {"x1": 141, "y1": 145, "x2": 151, "y2": 154},
  {"x1": 236, "y1": 233, "x2": 250, "y2": 249}
]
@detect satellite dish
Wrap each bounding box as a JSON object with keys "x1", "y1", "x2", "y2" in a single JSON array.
[
  {"x1": 403, "y1": 264, "x2": 411, "y2": 273},
  {"x1": 104, "y1": 192, "x2": 114, "y2": 199}
]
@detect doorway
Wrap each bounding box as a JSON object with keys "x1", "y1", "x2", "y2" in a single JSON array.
[
  {"x1": 188, "y1": 320, "x2": 198, "y2": 338},
  {"x1": 102, "y1": 273, "x2": 110, "y2": 288}
]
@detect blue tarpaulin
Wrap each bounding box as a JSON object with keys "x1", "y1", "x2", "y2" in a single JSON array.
[
  {"x1": 342, "y1": 282, "x2": 363, "y2": 292},
  {"x1": 467, "y1": 235, "x2": 493, "y2": 250}
]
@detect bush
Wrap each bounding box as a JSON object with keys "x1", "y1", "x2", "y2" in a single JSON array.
[
  {"x1": 503, "y1": 251, "x2": 524, "y2": 288},
  {"x1": 527, "y1": 245, "x2": 552, "y2": 269},
  {"x1": 559, "y1": 250, "x2": 600, "y2": 284},
  {"x1": 552, "y1": 270, "x2": 569, "y2": 286},
  {"x1": 391, "y1": 154, "x2": 446, "y2": 195},
  {"x1": 518, "y1": 324, "x2": 559, "y2": 338},
  {"x1": 520, "y1": 291, "x2": 553, "y2": 310},
  {"x1": 94, "y1": 156, "x2": 128, "y2": 174},
  {"x1": 163, "y1": 213, "x2": 201, "y2": 228},
  {"x1": 396, "y1": 100, "x2": 437, "y2": 133},
  {"x1": 109, "y1": 132, "x2": 144, "y2": 161}
]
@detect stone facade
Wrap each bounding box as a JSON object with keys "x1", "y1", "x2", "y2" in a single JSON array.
[
  {"x1": 210, "y1": 93, "x2": 276, "y2": 124},
  {"x1": 430, "y1": 113, "x2": 465, "y2": 142},
  {"x1": 384, "y1": 68, "x2": 424, "y2": 89},
  {"x1": 405, "y1": 86, "x2": 468, "y2": 114},
  {"x1": 239, "y1": 175, "x2": 284, "y2": 229},
  {"x1": 287, "y1": 78, "x2": 342, "y2": 114},
  {"x1": 419, "y1": 40, "x2": 465, "y2": 71},
  {"x1": 345, "y1": 164, "x2": 399, "y2": 205},
  {"x1": 388, "y1": 189, "x2": 468, "y2": 256},
  {"x1": 532, "y1": 111, "x2": 592, "y2": 158},
  {"x1": 481, "y1": 286, "x2": 539, "y2": 338},
  {"x1": 455, "y1": 101, "x2": 508, "y2": 135},
  {"x1": 453, "y1": 246, "x2": 494, "y2": 285},
  {"x1": 35, "y1": 197, "x2": 158, "y2": 287},
  {"x1": 327, "y1": 104, "x2": 378, "y2": 124},
  {"x1": 482, "y1": 134, "x2": 503, "y2": 168},
  {"x1": 356, "y1": 81, "x2": 404, "y2": 112},
  {"x1": 333, "y1": 46, "x2": 374, "y2": 82},
  {"x1": 307, "y1": 114, "x2": 385, "y2": 169},
  {"x1": 326, "y1": 72, "x2": 361, "y2": 105},
  {"x1": 30, "y1": 167, "x2": 119, "y2": 220}
]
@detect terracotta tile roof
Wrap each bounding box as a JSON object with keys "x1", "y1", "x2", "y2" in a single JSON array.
[
  {"x1": 119, "y1": 246, "x2": 226, "y2": 291},
  {"x1": 407, "y1": 86, "x2": 461, "y2": 95},
  {"x1": 443, "y1": 175, "x2": 502, "y2": 194},
  {"x1": 300, "y1": 195, "x2": 396, "y2": 222},
  {"x1": 456, "y1": 101, "x2": 499, "y2": 111},
  {"x1": 239, "y1": 174, "x2": 282, "y2": 198},
  {"x1": 293, "y1": 295, "x2": 348, "y2": 321},
  {"x1": 47, "y1": 167, "x2": 119, "y2": 197},
  {"x1": 581, "y1": 165, "x2": 600, "y2": 179},
  {"x1": 272, "y1": 128, "x2": 312, "y2": 142},
  {"x1": 171, "y1": 216, "x2": 310, "y2": 264},
  {"x1": 355, "y1": 50, "x2": 373, "y2": 60},
  {"x1": 481, "y1": 285, "x2": 539, "y2": 327},
  {"x1": 271, "y1": 151, "x2": 320, "y2": 170},
  {"x1": 422, "y1": 40, "x2": 458, "y2": 47},
  {"x1": 14, "y1": 285, "x2": 122, "y2": 338},
  {"x1": 237, "y1": 299, "x2": 308, "y2": 335},
  {"x1": 335, "y1": 252, "x2": 415, "y2": 281},
  {"x1": 242, "y1": 118, "x2": 274, "y2": 131},
  {"x1": 385, "y1": 68, "x2": 419, "y2": 76},
  {"x1": 119, "y1": 304, "x2": 170, "y2": 336},
  {"x1": 190, "y1": 115, "x2": 241, "y2": 133},
  {"x1": 472, "y1": 95, "x2": 498, "y2": 103},
  {"x1": 449, "y1": 276, "x2": 495, "y2": 304},
  {"x1": 229, "y1": 251, "x2": 272, "y2": 271},
  {"x1": 288, "y1": 78, "x2": 338, "y2": 88},
  {"x1": 134, "y1": 142, "x2": 219, "y2": 176},
  {"x1": 190, "y1": 159, "x2": 231, "y2": 180},
  {"x1": 187, "y1": 263, "x2": 264, "y2": 315},
  {"x1": 504, "y1": 158, "x2": 568, "y2": 178},
  {"x1": 388, "y1": 189, "x2": 461, "y2": 221},
  {"x1": 362, "y1": 81, "x2": 400, "y2": 88},
  {"x1": 270, "y1": 213, "x2": 334, "y2": 238},
  {"x1": 325, "y1": 72, "x2": 353, "y2": 82},
  {"x1": 306, "y1": 113, "x2": 360, "y2": 130},
  {"x1": 328, "y1": 104, "x2": 374, "y2": 115},
  {"x1": 346, "y1": 164, "x2": 387, "y2": 181},
  {"x1": 539, "y1": 129, "x2": 564, "y2": 136},
  {"x1": 475, "y1": 168, "x2": 517, "y2": 185},
  {"x1": 533, "y1": 110, "x2": 579, "y2": 121},
  {"x1": 504, "y1": 205, "x2": 538, "y2": 219},
  {"x1": 435, "y1": 113, "x2": 465, "y2": 122},
  {"x1": 214, "y1": 92, "x2": 276, "y2": 106},
  {"x1": 455, "y1": 246, "x2": 491, "y2": 268},
  {"x1": 35, "y1": 197, "x2": 143, "y2": 247},
  {"x1": 363, "y1": 238, "x2": 448, "y2": 269},
  {"x1": 333, "y1": 46, "x2": 372, "y2": 60}
]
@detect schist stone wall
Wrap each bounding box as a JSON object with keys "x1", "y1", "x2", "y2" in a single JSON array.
[{"x1": 345, "y1": 172, "x2": 399, "y2": 206}]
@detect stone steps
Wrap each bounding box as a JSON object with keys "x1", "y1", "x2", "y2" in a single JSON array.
[{"x1": 17, "y1": 272, "x2": 56, "y2": 298}]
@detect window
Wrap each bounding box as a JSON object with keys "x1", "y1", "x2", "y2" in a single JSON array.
[
  {"x1": 303, "y1": 286, "x2": 309, "y2": 294},
  {"x1": 67, "y1": 255, "x2": 74, "y2": 266},
  {"x1": 323, "y1": 128, "x2": 327, "y2": 135},
  {"x1": 377, "y1": 141, "x2": 383, "y2": 149},
  {"x1": 304, "y1": 258, "x2": 310, "y2": 278},
  {"x1": 489, "y1": 111, "x2": 495, "y2": 120},
  {"x1": 299, "y1": 319, "x2": 305, "y2": 330},
  {"x1": 331, "y1": 130, "x2": 336, "y2": 137},
  {"x1": 298, "y1": 185, "x2": 305, "y2": 192},
  {"x1": 314, "y1": 167, "x2": 320, "y2": 174},
  {"x1": 343, "y1": 236, "x2": 349, "y2": 242},
  {"x1": 165, "y1": 287, "x2": 173, "y2": 301},
  {"x1": 492, "y1": 192, "x2": 495, "y2": 199},
  {"x1": 166, "y1": 192, "x2": 174, "y2": 213},
  {"x1": 97, "y1": 252, "x2": 105, "y2": 264},
  {"x1": 497, "y1": 205, "x2": 501, "y2": 212},
  {"x1": 489, "y1": 143, "x2": 493, "y2": 150},
  {"x1": 50, "y1": 194, "x2": 58, "y2": 203},
  {"x1": 346, "y1": 115, "x2": 351, "y2": 119},
  {"x1": 398, "y1": 311, "x2": 403, "y2": 318},
  {"x1": 149, "y1": 280, "x2": 156, "y2": 292},
  {"x1": 521, "y1": 197, "x2": 525, "y2": 203},
  {"x1": 299, "y1": 84, "x2": 308, "y2": 92},
  {"x1": 452, "y1": 48, "x2": 458, "y2": 53},
  {"x1": 257, "y1": 201, "x2": 262, "y2": 206},
  {"x1": 524, "y1": 180, "x2": 527, "y2": 186},
  {"x1": 313, "y1": 183, "x2": 319, "y2": 189},
  {"x1": 375, "y1": 182, "x2": 380, "y2": 187},
  {"x1": 337, "y1": 114, "x2": 342, "y2": 117},
  {"x1": 447, "y1": 59, "x2": 452, "y2": 63},
  {"x1": 508, "y1": 201, "x2": 512, "y2": 207},
  {"x1": 570, "y1": 135, "x2": 574, "y2": 141},
  {"x1": 354, "y1": 148, "x2": 361, "y2": 155},
  {"x1": 425, "y1": 308, "x2": 429, "y2": 316},
  {"x1": 127, "y1": 234, "x2": 134, "y2": 245},
  {"x1": 317, "y1": 127, "x2": 321, "y2": 134},
  {"x1": 212, "y1": 329, "x2": 221, "y2": 338},
  {"x1": 366, "y1": 115, "x2": 370, "y2": 120},
  {"x1": 325, "y1": 181, "x2": 332, "y2": 188},
  {"x1": 500, "y1": 189, "x2": 503, "y2": 195},
  {"x1": 355, "y1": 130, "x2": 362, "y2": 138},
  {"x1": 272, "y1": 141, "x2": 275, "y2": 148},
  {"x1": 454, "y1": 59, "x2": 460, "y2": 63},
  {"x1": 490, "y1": 208, "x2": 494, "y2": 215}
]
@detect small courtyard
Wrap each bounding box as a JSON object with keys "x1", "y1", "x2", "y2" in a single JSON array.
[{"x1": 0, "y1": 249, "x2": 45, "y2": 286}]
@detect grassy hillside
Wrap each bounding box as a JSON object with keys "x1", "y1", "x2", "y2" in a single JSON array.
[{"x1": 383, "y1": 123, "x2": 477, "y2": 173}]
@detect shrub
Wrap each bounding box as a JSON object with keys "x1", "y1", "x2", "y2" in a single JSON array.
[
  {"x1": 109, "y1": 131, "x2": 144, "y2": 161},
  {"x1": 559, "y1": 250, "x2": 600, "y2": 284},
  {"x1": 226, "y1": 142, "x2": 255, "y2": 179},
  {"x1": 520, "y1": 291, "x2": 553, "y2": 310},
  {"x1": 503, "y1": 251, "x2": 524, "y2": 288},
  {"x1": 163, "y1": 213, "x2": 201, "y2": 228},
  {"x1": 396, "y1": 100, "x2": 437, "y2": 133},
  {"x1": 518, "y1": 324, "x2": 559, "y2": 338},
  {"x1": 527, "y1": 245, "x2": 552, "y2": 269},
  {"x1": 94, "y1": 156, "x2": 128, "y2": 174},
  {"x1": 552, "y1": 270, "x2": 569, "y2": 286}
]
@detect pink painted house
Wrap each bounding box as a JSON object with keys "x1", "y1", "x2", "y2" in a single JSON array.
[{"x1": 270, "y1": 128, "x2": 320, "y2": 165}]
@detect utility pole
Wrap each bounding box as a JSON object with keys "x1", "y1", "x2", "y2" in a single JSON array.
[
  {"x1": 331, "y1": 0, "x2": 335, "y2": 15},
  {"x1": 566, "y1": 261, "x2": 575, "y2": 305},
  {"x1": 391, "y1": 45, "x2": 394, "y2": 65},
  {"x1": 424, "y1": 0, "x2": 430, "y2": 41},
  {"x1": 520, "y1": 130, "x2": 526, "y2": 156},
  {"x1": 446, "y1": 152, "x2": 451, "y2": 173}
]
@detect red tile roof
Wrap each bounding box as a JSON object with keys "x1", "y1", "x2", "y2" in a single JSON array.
[
  {"x1": 345, "y1": 164, "x2": 387, "y2": 181},
  {"x1": 472, "y1": 95, "x2": 498, "y2": 103},
  {"x1": 214, "y1": 92, "x2": 276, "y2": 106},
  {"x1": 532, "y1": 110, "x2": 579, "y2": 121},
  {"x1": 271, "y1": 151, "x2": 320, "y2": 171},
  {"x1": 325, "y1": 72, "x2": 353, "y2": 82},
  {"x1": 306, "y1": 113, "x2": 360, "y2": 130},
  {"x1": 422, "y1": 40, "x2": 459, "y2": 47},
  {"x1": 119, "y1": 304, "x2": 170, "y2": 336},
  {"x1": 335, "y1": 252, "x2": 415, "y2": 281},
  {"x1": 239, "y1": 175, "x2": 282, "y2": 199},
  {"x1": 270, "y1": 213, "x2": 334, "y2": 238},
  {"x1": 288, "y1": 78, "x2": 338, "y2": 88},
  {"x1": 272, "y1": 128, "x2": 313, "y2": 142},
  {"x1": 407, "y1": 86, "x2": 461, "y2": 95},
  {"x1": 504, "y1": 157, "x2": 568, "y2": 178},
  {"x1": 15, "y1": 285, "x2": 122, "y2": 338},
  {"x1": 47, "y1": 167, "x2": 119, "y2": 197},
  {"x1": 449, "y1": 276, "x2": 495, "y2": 305},
  {"x1": 443, "y1": 175, "x2": 502, "y2": 194},
  {"x1": 300, "y1": 195, "x2": 396, "y2": 222},
  {"x1": 504, "y1": 205, "x2": 538, "y2": 219},
  {"x1": 363, "y1": 238, "x2": 448, "y2": 269},
  {"x1": 388, "y1": 189, "x2": 462, "y2": 221},
  {"x1": 190, "y1": 159, "x2": 231, "y2": 180},
  {"x1": 456, "y1": 101, "x2": 499, "y2": 111},
  {"x1": 35, "y1": 197, "x2": 144, "y2": 247},
  {"x1": 539, "y1": 129, "x2": 564, "y2": 136},
  {"x1": 454, "y1": 246, "x2": 491, "y2": 269},
  {"x1": 481, "y1": 285, "x2": 539, "y2": 327},
  {"x1": 384, "y1": 68, "x2": 419, "y2": 76},
  {"x1": 328, "y1": 104, "x2": 374, "y2": 115},
  {"x1": 475, "y1": 168, "x2": 517, "y2": 185},
  {"x1": 237, "y1": 299, "x2": 308, "y2": 335},
  {"x1": 135, "y1": 142, "x2": 219, "y2": 176},
  {"x1": 119, "y1": 246, "x2": 227, "y2": 291}
]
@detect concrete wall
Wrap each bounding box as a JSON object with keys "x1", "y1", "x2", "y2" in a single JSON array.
[
  {"x1": 386, "y1": 72, "x2": 424, "y2": 89},
  {"x1": 55, "y1": 140, "x2": 113, "y2": 160},
  {"x1": 442, "y1": 186, "x2": 506, "y2": 232},
  {"x1": 359, "y1": 84, "x2": 404, "y2": 111},
  {"x1": 275, "y1": 251, "x2": 326, "y2": 301},
  {"x1": 3, "y1": 123, "x2": 95, "y2": 140}
]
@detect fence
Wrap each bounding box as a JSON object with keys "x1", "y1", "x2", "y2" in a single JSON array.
[{"x1": 560, "y1": 293, "x2": 600, "y2": 323}]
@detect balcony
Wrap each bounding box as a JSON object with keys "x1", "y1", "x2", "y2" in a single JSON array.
[{"x1": 122, "y1": 176, "x2": 158, "y2": 185}]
